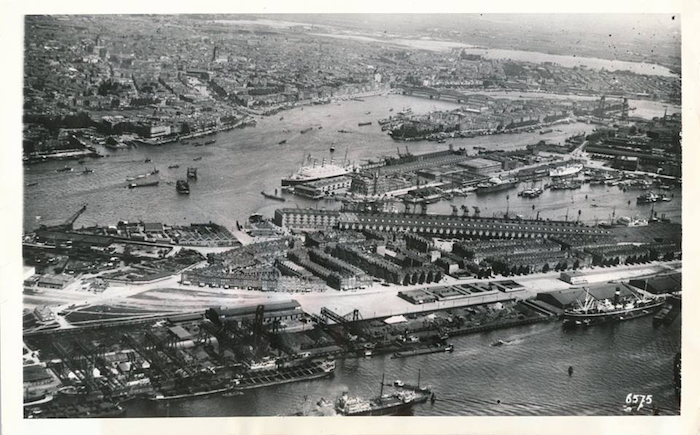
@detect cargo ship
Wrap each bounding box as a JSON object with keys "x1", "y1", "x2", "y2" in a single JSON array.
[
  {"x1": 391, "y1": 343, "x2": 454, "y2": 358},
  {"x1": 476, "y1": 178, "x2": 518, "y2": 195},
  {"x1": 233, "y1": 359, "x2": 336, "y2": 391},
  {"x1": 282, "y1": 152, "x2": 356, "y2": 186},
  {"x1": 334, "y1": 374, "x2": 430, "y2": 416},
  {"x1": 176, "y1": 180, "x2": 190, "y2": 194},
  {"x1": 549, "y1": 163, "x2": 583, "y2": 178},
  {"x1": 562, "y1": 287, "x2": 664, "y2": 328}
]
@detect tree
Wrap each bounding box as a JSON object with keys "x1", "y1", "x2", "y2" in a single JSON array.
[
  {"x1": 573, "y1": 259, "x2": 580, "y2": 270},
  {"x1": 542, "y1": 263, "x2": 550, "y2": 273}
]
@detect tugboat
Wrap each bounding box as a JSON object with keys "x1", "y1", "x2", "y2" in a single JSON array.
[
  {"x1": 334, "y1": 374, "x2": 430, "y2": 416},
  {"x1": 187, "y1": 167, "x2": 198, "y2": 180},
  {"x1": 168, "y1": 164, "x2": 180, "y2": 169},
  {"x1": 176, "y1": 179, "x2": 190, "y2": 194},
  {"x1": 562, "y1": 287, "x2": 665, "y2": 328},
  {"x1": 193, "y1": 157, "x2": 203, "y2": 161},
  {"x1": 278, "y1": 140, "x2": 287, "y2": 145}
]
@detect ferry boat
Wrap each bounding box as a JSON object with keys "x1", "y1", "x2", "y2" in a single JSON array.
[
  {"x1": 334, "y1": 374, "x2": 430, "y2": 416},
  {"x1": 562, "y1": 287, "x2": 664, "y2": 328},
  {"x1": 549, "y1": 163, "x2": 583, "y2": 178},
  {"x1": 476, "y1": 177, "x2": 518, "y2": 195},
  {"x1": 282, "y1": 152, "x2": 356, "y2": 186}
]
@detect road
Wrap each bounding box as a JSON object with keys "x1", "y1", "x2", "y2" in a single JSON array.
[{"x1": 24, "y1": 260, "x2": 680, "y2": 331}]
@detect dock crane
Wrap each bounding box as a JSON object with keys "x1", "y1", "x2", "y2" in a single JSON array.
[{"x1": 41, "y1": 203, "x2": 88, "y2": 232}]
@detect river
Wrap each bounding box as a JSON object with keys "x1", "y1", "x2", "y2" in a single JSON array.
[
  {"x1": 122, "y1": 317, "x2": 681, "y2": 416},
  {"x1": 310, "y1": 34, "x2": 676, "y2": 77},
  {"x1": 22, "y1": 94, "x2": 681, "y2": 232}
]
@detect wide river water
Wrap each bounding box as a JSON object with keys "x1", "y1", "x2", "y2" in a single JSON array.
[
  {"x1": 122, "y1": 317, "x2": 680, "y2": 416},
  {"x1": 23, "y1": 94, "x2": 681, "y2": 231}
]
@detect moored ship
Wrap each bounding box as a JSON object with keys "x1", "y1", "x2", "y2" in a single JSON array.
[
  {"x1": 476, "y1": 177, "x2": 518, "y2": 194},
  {"x1": 282, "y1": 152, "x2": 356, "y2": 186},
  {"x1": 562, "y1": 287, "x2": 665, "y2": 328},
  {"x1": 549, "y1": 163, "x2": 583, "y2": 178}
]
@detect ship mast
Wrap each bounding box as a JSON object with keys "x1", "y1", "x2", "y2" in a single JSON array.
[{"x1": 379, "y1": 373, "x2": 385, "y2": 402}]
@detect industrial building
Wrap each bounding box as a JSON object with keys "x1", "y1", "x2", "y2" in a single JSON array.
[{"x1": 457, "y1": 158, "x2": 502, "y2": 175}]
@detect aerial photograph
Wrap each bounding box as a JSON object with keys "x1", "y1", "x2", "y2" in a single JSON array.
[{"x1": 19, "y1": 14, "x2": 681, "y2": 418}]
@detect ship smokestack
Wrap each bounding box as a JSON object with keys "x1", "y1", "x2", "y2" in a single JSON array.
[{"x1": 614, "y1": 287, "x2": 621, "y2": 306}]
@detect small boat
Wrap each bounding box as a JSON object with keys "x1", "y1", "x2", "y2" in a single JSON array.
[
  {"x1": 261, "y1": 190, "x2": 286, "y2": 202},
  {"x1": 81, "y1": 166, "x2": 94, "y2": 174},
  {"x1": 176, "y1": 179, "x2": 190, "y2": 194},
  {"x1": 278, "y1": 140, "x2": 287, "y2": 145},
  {"x1": 389, "y1": 108, "x2": 394, "y2": 112},
  {"x1": 56, "y1": 166, "x2": 73, "y2": 172},
  {"x1": 204, "y1": 140, "x2": 216, "y2": 145},
  {"x1": 568, "y1": 366, "x2": 574, "y2": 376},
  {"x1": 338, "y1": 129, "x2": 351, "y2": 133},
  {"x1": 490, "y1": 340, "x2": 514, "y2": 347},
  {"x1": 301, "y1": 127, "x2": 313, "y2": 134},
  {"x1": 280, "y1": 116, "x2": 284, "y2": 120},
  {"x1": 26, "y1": 182, "x2": 39, "y2": 187},
  {"x1": 193, "y1": 157, "x2": 203, "y2": 161},
  {"x1": 365, "y1": 111, "x2": 371, "y2": 115},
  {"x1": 358, "y1": 122, "x2": 372, "y2": 127},
  {"x1": 194, "y1": 142, "x2": 203, "y2": 147},
  {"x1": 168, "y1": 164, "x2": 180, "y2": 169},
  {"x1": 144, "y1": 158, "x2": 152, "y2": 163},
  {"x1": 222, "y1": 391, "x2": 244, "y2": 398},
  {"x1": 128, "y1": 180, "x2": 159, "y2": 189}
]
